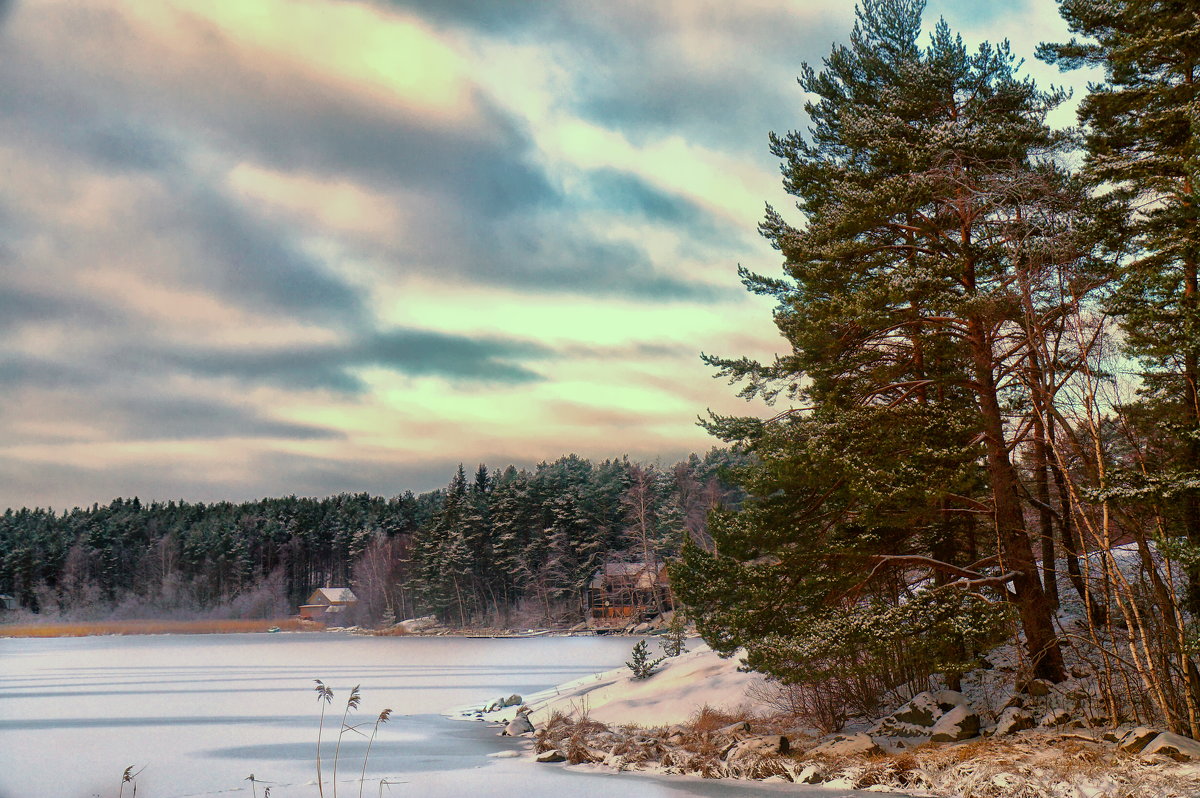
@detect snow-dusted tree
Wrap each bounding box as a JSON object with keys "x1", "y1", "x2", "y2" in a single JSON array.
[
  {"x1": 673, "y1": 0, "x2": 1111, "y2": 683},
  {"x1": 1040, "y1": 0, "x2": 1200, "y2": 611}
]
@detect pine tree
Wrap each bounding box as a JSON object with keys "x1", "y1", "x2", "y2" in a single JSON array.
[
  {"x1": 1040, "y1": 0, "x2": 1200, "y2": 609},
  {"x1": 674, "y1": 0, "x2": 1094, "y2": 682}
]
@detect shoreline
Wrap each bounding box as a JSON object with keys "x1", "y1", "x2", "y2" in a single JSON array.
[{"x1": 0, "y1": 618, "x2": 635, "y2": 639}]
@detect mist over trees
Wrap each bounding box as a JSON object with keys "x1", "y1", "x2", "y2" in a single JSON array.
[
  {"x1": 0, "y1": 449, "x2": 744, "y2": 626},
  {"x1": 672, "y1": 0, "x2": 1200, "y2": 737}
]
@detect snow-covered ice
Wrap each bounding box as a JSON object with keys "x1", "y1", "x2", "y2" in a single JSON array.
[{"x1": 0, "y1": 632, "x2": 891, "y2": 797}]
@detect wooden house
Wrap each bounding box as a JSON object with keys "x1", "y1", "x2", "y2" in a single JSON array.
[
  {"x1": 583, "y1": 561, "x2": 673, "y2": 628},
  {"x1": 298, "y1": 587, "x2": 358, "y2": 621}
]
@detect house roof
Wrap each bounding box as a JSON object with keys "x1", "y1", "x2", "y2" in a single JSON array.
[
  {"x1": 589, "y1": 561, "x2": 668, "y2": 589},
  {"x1": 308, "y1": 587, "x2": 358, "y2": 604}
]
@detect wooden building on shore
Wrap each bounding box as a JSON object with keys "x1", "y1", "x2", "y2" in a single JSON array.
[
  {"x1": 298, "y1": 587, "x2": 358, "y2": 621},
  {"x1": 583, "y1": 561, "x2": 673, "y2": 628}
]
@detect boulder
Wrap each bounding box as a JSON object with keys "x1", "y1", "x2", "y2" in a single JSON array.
[
  {"x1": 1020, "y1": 679, "x2": 1052, "y2": 697},
  {"x1": 505, "y1": 694, "x2": 523, "y2": 707},
  {"x1": 1118, "y1": 726, "x2": 1161, "y2": 753},
  {"x1": 1038, "y1": 709, "x2": 1074, "y2": 728},
  {"x1": 502, "y1": 715, "x2": 534, "y2": 736},
  {"x1": 992, "y1": 706, "x2": 1035, "y2": 736},
  {"x1": 1141, "y1": 732, "x2": 1200, "y2": 762},
  {"x1": 397, "y1": 615, "x2": 440, "y2": 633},
  {"x1": 717, "y1": 720, "x2": 752, "y2": 736},
  {"x1": 871, "y1": 690, "x2": 980, "y2": 746},
  {"x1": 725, "y1": 735, "x2": 790, "y2": 761},
  {"x1": 535, "y1": 749, "x2": 566, "y2": 763},
  {"x1": 811, "y1": 732, "x2": 881, "y2": 757},
  {"x1": 795, "y1": 764, "x2": 825, "y2": 784}
]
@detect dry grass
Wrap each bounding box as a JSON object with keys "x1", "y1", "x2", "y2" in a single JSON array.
[
  {"x1": 370, "y1": 625, "x2": 411, "y2": 636},
  {"x1": 0, "y1": 617, "x2": 311, "y2": 637},
  {"x1": 688, "y1": 703, "x2": 757, "y2": 733}
]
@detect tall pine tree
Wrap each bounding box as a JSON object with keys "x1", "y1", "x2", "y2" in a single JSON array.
[{"x1": 675, "y1": 0, "x2": 1088, "y2": 682}]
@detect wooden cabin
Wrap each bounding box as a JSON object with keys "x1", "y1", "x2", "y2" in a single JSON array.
[
  {"x1": 299, "y1": 587, "x2": 358, "y2": 621},
  {"x1": 583, "y1": 561, "x2": 673, "y2": 628}
]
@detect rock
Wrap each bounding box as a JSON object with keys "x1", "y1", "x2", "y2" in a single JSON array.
[
  {"x1": 795, "y1": 764, "x2": 825, "y2": 784},
  {"x1": 1118, "y1": 726, "x2": 1161, "y2": 753},
  {"x1": 717, "y1": 720, "x2": 751, "y2": 735},
  {"x1": 1020, "y1": 679, "x2": 1052, "y2": 697},
  {"x1": 1101, "y1": 729, "x2": 1123, "y2": 743},
  {"x1": 1141, "y1": 732, "x2": 1200, "y2": 761},
  {"x1": 631, "y1": 622, "x2": 651, "y2": 633},
  {"x1": 724, "y1": 735, "x2": 790, "y2": 761},
  {"x1": 871, "y1": 690, "x2": 980, "y2": 746},
  {"x1": 502, "y1": 715, "x2": 534, "y2": 736},
  {"x1": 505, "y1": 694, "x2": 523, "y2": 707},
  {"x1": 810, "y1": 732, "x2": 881, "y2": 757},
  {"x1": 535, "y1": 749, "x2": 566, "y2": 763},
  {"x1": 992, "y1": 706, "x2": 1035, "y2": 736},
  {"x1": 1039, "y1": 709, "x2": 1074, "y2": 728},
  {"x1": 568, "y1": 621, "x2": 588, "y2": 632},
  {"x1": 397, "y1": 615, "x2": 440, "y2": 633},
  {"x1": 483, "y1": 698, "x2": 503, "y2": 713}
]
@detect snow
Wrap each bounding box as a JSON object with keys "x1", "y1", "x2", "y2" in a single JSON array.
[
  {"x1": 452, "y1": 639, "x2": 769, "y2": 728},
  {"x1": 1, "y1": 632, "x2": 852, "y2": 798}
]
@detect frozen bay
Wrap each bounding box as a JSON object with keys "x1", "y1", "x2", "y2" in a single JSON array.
[{"x1": 0, "y1": 632, "x2": 893, "y2": 797}]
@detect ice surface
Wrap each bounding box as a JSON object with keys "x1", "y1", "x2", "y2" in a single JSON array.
[{"x1": 0, "y1": 632, "x2": 896, "y2": 797}]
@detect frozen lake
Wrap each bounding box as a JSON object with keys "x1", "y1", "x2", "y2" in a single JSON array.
[{"x1": 0, "y1": 632, "x2": 889, "y2": 798}]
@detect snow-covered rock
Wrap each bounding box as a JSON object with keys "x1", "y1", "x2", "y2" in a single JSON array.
[
  {"x1": 1038, "y1": 708, "x2": 1074, "y2": 728},
  {"x1": 717, "y1": 720, "x2": 752, "y2": 736},
  {"x1": 794, "y1": 764, "x2": 825, "y2": 784},
  {"x1": 502, "y1": 715, "x2": 534, "y2": 736},
  {"x1": 811, "y1": 732, "x2": 881, "y2": 757},
  {"x1": 535, "y1": 748, "x2": 566, "y2": 763},
  {"x1": 992, "y1": 706, "x2": 1035, "y2": 736},
  {"x1": 870, "y1": 690, "x2": 980, "y2": 746},
  {"x1": 397, "y1": 615, "x2": 440, "y2": 633},
  {"x1": 1141, "y1": 732, "x2": 1200, "y2": 761},
  {"x1": 1118, "y1": 726, "x2": 1161, "y2": 753},
  {"x1": 724, "y1": 735, "x2": 790, "y2": 761}
]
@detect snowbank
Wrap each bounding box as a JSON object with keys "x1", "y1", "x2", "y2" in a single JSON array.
[{"x1": 450, "y1": 640, "x2": 768, "y2": 727}]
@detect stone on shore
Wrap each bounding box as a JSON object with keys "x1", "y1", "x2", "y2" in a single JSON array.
[
  {"x1": 1141, "y1": 732, "x2": 1200, "y2": 761},
  {"x1": 502, "y1": 715, "x2": 534, "y2": 736},
  {"x1": 870, "y1": 690, "x2": 980, "y2": 746},
  {"x1": 811, "y1": 732, "x2": 881, "y2": 757}
]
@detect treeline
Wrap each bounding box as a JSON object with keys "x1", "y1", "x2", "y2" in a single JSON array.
[
  {"x1": 673, "y1": 0, "x2": 1200, "y2": 739},
  {"x1": 0, "y1": 449, "x2": 744, "y2": 625}
]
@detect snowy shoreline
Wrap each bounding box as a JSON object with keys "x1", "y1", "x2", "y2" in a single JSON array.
[{"x1": 451, "y1": 642, "x2": 1200, "y2": 798}]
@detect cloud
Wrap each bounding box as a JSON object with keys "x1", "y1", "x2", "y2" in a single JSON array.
[
  {"x1": 160, "y1": 327, "x2": 553, "y2": 391},
  {"x1": 104, "y1": 395, "x2": 343, "y2": 442}
]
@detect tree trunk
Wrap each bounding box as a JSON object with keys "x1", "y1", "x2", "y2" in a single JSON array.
[{"x1": 967, "y1": 317, "x2": 1066, "y2": 682}]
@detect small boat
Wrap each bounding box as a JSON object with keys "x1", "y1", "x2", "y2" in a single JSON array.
[{"x1": 266, "y1": 626, "x2": 281, "y2": 633}]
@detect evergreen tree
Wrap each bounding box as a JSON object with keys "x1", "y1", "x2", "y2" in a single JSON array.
[
  {"x1": 1040, "y1": 0, "x2": 1200, "y2": 609},
  {"x1": 675, "y1": 0, "x2": 1093, "y2": 682}
]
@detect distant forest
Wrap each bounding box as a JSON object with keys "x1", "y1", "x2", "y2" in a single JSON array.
[{"x1": 0, "y1": 449, "x2": 746, "y2": 626}]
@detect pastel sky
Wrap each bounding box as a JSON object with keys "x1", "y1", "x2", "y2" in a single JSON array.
[{"x1": 0, "y1": 0, "x2": 1093, "y2": 509}]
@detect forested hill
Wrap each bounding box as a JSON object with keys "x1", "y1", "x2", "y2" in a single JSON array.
[{"x1": 0, "y1": 449, "x2": 746, "y2": 626}]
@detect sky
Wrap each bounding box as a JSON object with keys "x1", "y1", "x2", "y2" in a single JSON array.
[{"x1": 0, "y1": 0, "x2": 1093, "y2": 510}]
